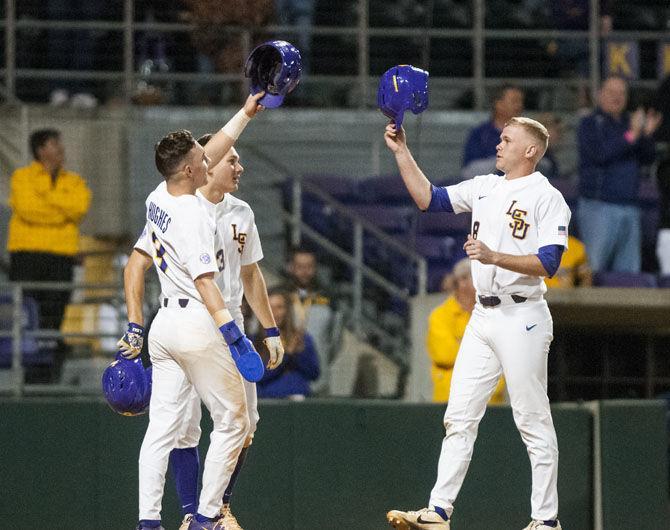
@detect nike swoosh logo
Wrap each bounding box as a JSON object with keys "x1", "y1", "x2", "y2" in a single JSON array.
[
  {"x1": 478, "y1": 195, "x2": 487, "y2": 200},
  {"x1": 526, "y1": 324, "x2": 537, "y2": 331},
  {"x1": 417, "y1": 514, "x2": 446, "y2": 524}
]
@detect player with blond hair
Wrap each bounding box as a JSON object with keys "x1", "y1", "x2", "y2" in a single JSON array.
[{"x1": 384, "y1": 116, "x2": 569, "y2": 530}]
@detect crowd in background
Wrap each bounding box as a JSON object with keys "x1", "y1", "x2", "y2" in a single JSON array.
[{"x1": 4, "y1": 0, "x2": 670, "y2": 107}]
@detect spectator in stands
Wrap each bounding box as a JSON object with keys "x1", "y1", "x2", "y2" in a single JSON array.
[
  {"x1": 46, "y1": 0, "x2": 111, "y2": 107},
  {"x1": 536, "y1": 113, "x2": 563, "y2": 179},
  {"x1": 256, "y1": 288, "x2": 320, "y2": 399},
  {"x1": 656, "y1": 156, "x2": 670, "y2": 275},
  {"x1": 577, "y1": 76, "x2": 662, "y2": 273},
  {"x1": 182, "y1": 0, "x2": 274, "y2": 104},
  {"x1": 7, "y1": 129, "x2": 92, "y2": 378},
  {"x1": 426, "y1": 259, "x2": 505, "y2": 404},
  {"x1": 545, "y1": 0, "x2": 612, "y2": 108},
  {"x1": 461, "y1": 84, "x2": 524, "y2": 180},
  {"x1": 544, "y1": 235, "x2": 592, "y2": 288},
  {"x1": 280, "y1": 246, "x2": 334, "y2": 394},
  {"x1": 275, "y1": 0, "x2": 314, "y2": 76}
]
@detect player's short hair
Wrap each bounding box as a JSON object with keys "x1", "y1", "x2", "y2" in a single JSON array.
[
  {"x1": 154, "y1": 129, "x2": 196, "y2": 178},
  {"x1": 506, "y1": 116, "x2": 549, "y2": 156},
  {"x1": 197, "y1": 133, "x2": 213, "y2": 147},
  {"x1": 30, "y1": 128, "x2": 61, "y2": 159}
]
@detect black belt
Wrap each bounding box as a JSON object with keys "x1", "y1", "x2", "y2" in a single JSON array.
[
  {"x1": 478, "y1": 295, "x2": 527, "y2": 307},
  {"x1": 163, "y1": 298, "x2": 190, "y2": 308}
]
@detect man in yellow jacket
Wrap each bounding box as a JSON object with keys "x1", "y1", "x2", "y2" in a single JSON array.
[
  {"x1": 7, "y1": 129, "x2": 91, "y2": 348},
  {"x1": 427, "y1": 258, "x2": 506, "y2": 403}
]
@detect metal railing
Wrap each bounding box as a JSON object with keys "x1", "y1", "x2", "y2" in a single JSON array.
[
  {"x1": 0, "y1": 0, "x2": 666, "y2": 108},
  {"x1": 0, "y1": 280, "x2": 161, "y2": 396}
]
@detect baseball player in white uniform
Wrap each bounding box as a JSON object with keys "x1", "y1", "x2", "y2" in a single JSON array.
[
  {"x1": 171, "y1": 136, "x2": 282, "y2": 530},
  {"x1": 384, "y1": 117, "x2": 570, "y2": 530},
  {"x1": 118, "y1": 93, "x2": 279, "y2": 530}
]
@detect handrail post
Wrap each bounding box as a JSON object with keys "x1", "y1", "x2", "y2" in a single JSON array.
[
  {"x1": 5, "y1": 0, "x2": 16, "y2": 102},
  {"x1": 472, "y1": 0, "x2": 485, "y2": 110},
  {"x1": 417, "y1": 258, "x2": 427, "y2": 296},
  {"x1": 11, "y1": 283, "x2": 23, "y2": 397},
  {"x1": 352, "y1": 221, "x2": 363, "y2": 336},
  {"x1": 357, "y1": 0, "x2": 369, "y2": 109},
  {"x1": 291, "y1": 176, "x2": 302, "y2": 247},
  {"x1": 588, "y1": 0, "x2": 600, "y2": 105},
  {"x1": 123, "y1": 0, "x2": 135, "y2": 103}
]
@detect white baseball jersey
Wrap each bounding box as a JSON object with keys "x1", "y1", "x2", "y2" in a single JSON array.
[
  {"x1": 444, "y1": 171, "x2": 571, "y2": 297},
  {"x1": 135, "y1": 182, "x2": 218, "y2": 302},
  {"x1": 196, "y1": 191, "x2": 263, "y2": 323}
]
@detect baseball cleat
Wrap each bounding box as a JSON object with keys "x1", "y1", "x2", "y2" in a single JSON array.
[
  {"x1": 186, "y1": 516, "x2": 226, "y2": 530},
  {"x1": 387, "y1": 508, "x2": 450, "y2": 529},
  {"x1": 523, "y1": 520, "x2": 562, "y2": 530},
  {"x1": 219, "y1": 503, "x2": 243, "y2": 529},
  {"x1": 178, "y1": 514, "x2": 194, "y2": 530}
]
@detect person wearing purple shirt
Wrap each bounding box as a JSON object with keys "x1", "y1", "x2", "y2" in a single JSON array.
[
  {"x1": 577, "y1": 76, "x2": 662, "y2": 273},
  {"x1": 256, "y1": 289, "x2": 320, "y2": 399},
  {"x1": 461, "y1": 85, "x2": 524, "y2": 180}
]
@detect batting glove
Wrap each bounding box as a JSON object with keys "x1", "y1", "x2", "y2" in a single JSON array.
[
  {"x1": 117, "y1": 322, "x2": 145, "y2": 359},
  {"x1": 263, "y1": 327, "x2": 284, "y2": 369},
  {"x1": 219, "y1": 321, "x2": 264, "y2": 382}
]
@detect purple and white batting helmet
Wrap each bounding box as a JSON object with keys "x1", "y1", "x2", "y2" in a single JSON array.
[
  {"x1": 377, "y1": 65, "x2": 429, "y2": 128},
  {"x1": 101, "y1": 352, "x2": 152, "y2": 416},
  {"x1": 244, "y1": 40, "x2": 302, "y2": 108}
]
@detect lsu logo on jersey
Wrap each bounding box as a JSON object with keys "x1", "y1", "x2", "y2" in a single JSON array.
[
  {"x1": 232, "y1": 224, "x2": 247, "y2": 254},
  {"x1": 506, "y1": 200, "x2": 530, "y2": 239}
]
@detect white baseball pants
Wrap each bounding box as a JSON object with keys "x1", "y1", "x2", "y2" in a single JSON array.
[
  {"x1": 429, "y1": 298, "x2": 559, "y2": 521},
  {"x1": 138, "y1": 306, "x2": 250, "y2": 520}
]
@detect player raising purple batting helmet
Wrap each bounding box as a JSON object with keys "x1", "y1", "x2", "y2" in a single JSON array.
[
  {"x1": 101, "y1": 351, "x2": 152, "y2": 416},
  {"x1": 377, "y1": 64, "x2": 429, "y2": 128},
  {"x1": 244, "y1": 40, "x2": 302, "y2": 108}
]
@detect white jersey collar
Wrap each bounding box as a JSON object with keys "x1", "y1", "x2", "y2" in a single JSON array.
[{"x1": 501, "y1": 171, "x2": 544, "y2": 190}]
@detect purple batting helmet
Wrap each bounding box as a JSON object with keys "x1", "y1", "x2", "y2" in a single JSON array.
[
  {"x1": 377, "y1": 65, "x2": 429, "y2": 128},
  {"x1": 101, "y1": 352, "x2": 152, "y2": 416},
  {"x1": 244, "y1": 40, "x2": 302, "y2": 108}
]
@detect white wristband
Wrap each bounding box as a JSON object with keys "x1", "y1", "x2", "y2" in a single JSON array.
[
  {"x1": 213, "y1": 308, "x2": 234, "y2": 327},
  {"x1": 221, "y1": 108, "x2": 251, "y2": 141}
]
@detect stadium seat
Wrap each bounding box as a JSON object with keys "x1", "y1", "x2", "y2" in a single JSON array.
[
  {"x1": 657, "y1": 275, "x2": 670, "y2": 288},
  {"x1": 0, "y1": 295, "x2": 49, "y2": 368},
  {"x1": 416, "y1": 211, "x2": 472, "y2": 236},
  {"x1": 303, "y1": 174, "x2": 359, "y2": 203},
  {"x1": 592, "y1": 271, "x2": 658, "y2": 288},
  {"x1": 349, "y1": 205, "x2": 414, "y2": 234},
  {"x1": 358, "y1": 175, "x2": 413, "y2": 206}
]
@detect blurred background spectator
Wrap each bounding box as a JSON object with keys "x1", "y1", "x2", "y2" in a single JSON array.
[
  {"x1": 255, "y1": 288, "x2": 320, "y2": 399},
  {"x1": 536, "y1": 112, "x2": 564, "y2": 179},
  {"x1": 426, "y1": 259, "x2": 506, "y2": 404},
  {"x1": 656, "y1": 156, "x2": 670, "y2": 275},
  {"x1": 461, "y1": 84, "x2": 525, "y2": 180},
  {"x1": 7, "y1": 128, "x2": 92, "y2": 380},
  {"x1": 182, "y1": 0, "x2": 274, "y2": 105},
  {"x1": 544, "y1": 235, "x2": 592, "y2": 288},
  {"x1": 577, "y1": 76, "x2": 661, "y2": 273},
  {"x1": 275, "y1": 0, "x2": 314, "y2": 76}
]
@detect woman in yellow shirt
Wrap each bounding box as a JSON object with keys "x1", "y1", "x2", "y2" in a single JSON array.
[{"x1": 427, "y1": 259, "x2": 506, "y2": 403}]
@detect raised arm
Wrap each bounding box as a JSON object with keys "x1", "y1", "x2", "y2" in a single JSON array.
[
  {"x1": 204, "y1": 92, "x2": 265, "y2": 168},
  {"x1": 383, "y1": 123, "x2": 432, "y2": 210}
]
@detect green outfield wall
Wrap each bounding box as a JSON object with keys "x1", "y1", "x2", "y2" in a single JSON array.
[{"x1": 0, "y1": 399, "x2": 666, "y2": 529}]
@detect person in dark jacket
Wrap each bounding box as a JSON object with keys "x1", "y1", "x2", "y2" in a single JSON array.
[
  {"x1": 256, "y1": 288, "x2": 320, "y2": 399},
  {"x1": 577, "y1": 76, "x2": 662, "y2": 272}
]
